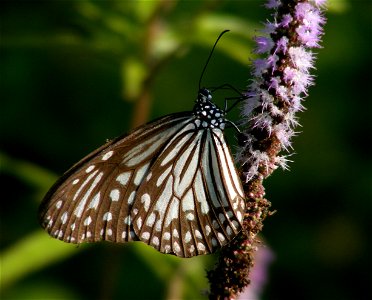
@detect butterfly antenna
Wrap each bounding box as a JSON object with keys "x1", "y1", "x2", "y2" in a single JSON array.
[{"x1": 198, "y1": 29, "x2": 230, "y2": 90}]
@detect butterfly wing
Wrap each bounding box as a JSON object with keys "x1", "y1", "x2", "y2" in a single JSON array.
[
  {"x1": 39, "y1": 112, "x2": 193, "y2": 244},
  {"x1": 131, "y1": 123, "x2": 245, "y2": 257}
]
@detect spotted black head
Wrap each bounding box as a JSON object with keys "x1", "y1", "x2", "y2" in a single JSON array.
[{"x1": 193, "y1": 88, "x2": 226, "y2": 130}]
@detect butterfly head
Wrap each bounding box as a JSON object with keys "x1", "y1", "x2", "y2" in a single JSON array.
[
  {"x1": 198, "y1": 88, "x2": 212, "y2": 103},
  {"x1": 193, "y1": 88, "x2": 225, "y2": 130}
]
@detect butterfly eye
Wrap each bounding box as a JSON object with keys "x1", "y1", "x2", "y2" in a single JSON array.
[{"x1": 198, "y1": 88, "x2": 212, "y2": 102}]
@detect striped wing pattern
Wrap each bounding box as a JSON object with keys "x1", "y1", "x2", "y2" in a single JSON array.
[
  {"x1": 39, "y1": 90, "x2": 246, "y2": 257},
  {"x1": 132, "y1": 124, "x2": 245, "y2": 257},
  {"x1": 39, "y1": 113, "x2": 191, "y2": 245}
]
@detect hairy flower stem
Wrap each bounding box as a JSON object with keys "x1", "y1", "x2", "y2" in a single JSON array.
[{"x1": 207, "y1": 1, "x2": 326, "y2": 298}]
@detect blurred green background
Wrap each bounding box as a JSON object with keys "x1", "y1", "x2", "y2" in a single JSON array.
[{"x1": 1, "y1": 1, "x2": 371, "y2": 299}]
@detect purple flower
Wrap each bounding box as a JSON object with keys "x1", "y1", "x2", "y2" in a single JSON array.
[
  {"x1": 207, "y1": 1, "x2": 327, "y2": 299},
  {"x1": 238, "y1": 0, "x2": 326, "y2": 181},
  {"x1": 254, "y1": 36, "x2": 275, "y2": 54}
]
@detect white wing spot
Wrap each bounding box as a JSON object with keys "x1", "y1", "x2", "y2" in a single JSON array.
[
  {"x1": 84, "y1": 216, "x2": 92, "y2": 226},
  {"x1": 72, "y1": 179, "x2": 79, "y2": 185},
  {"x1": 47, "y1": 219, "x2": 53, "y2": 228},
  {"x1": 240, "y1": 199, "x2": 245, "y2": 209},
  {"x1": 211, "y1": 238, "x2": 218, "y2": 247},
  {"x1": 70, "y1": 223, "x2": 75, "y2": 231},
  {"x1": 195, "y1": 230, "x2": 202, "y2": 239},
  {"x1": 164, "y1": 245, "x2": 171, "y2": 253},
  {"x1": 233, "y1": 202, "x2": 238, "y2": 210},
  {"x1": 116, "y1": 172, "x2": 131, "y2": 186},
  {"x1": 124, "y1": 216, "x2": 131, "y2": 225},
  {"x1": 61, "y1": 212, "x2": 68, "y2": 224},
  {"x1": 100, "y1": 229, "x2": 104, "y2": 236},
  {"x1": 155, "y1": 220, "x2": 162, "y2": 232},
  {"x1": 102, "y1": 151, "x2": 114, "y2": 161},
  {"x1": 173, "y1": 229, "x2": 179, "y2": 238},
  {"x1": 110, "y1": 189, "x2": 120, "y2": 202},
  {"x1": 173, "y1": 241, "x2": 181, "y2": 253},
  {"x1": 141, "y1": 232, "x2": 150, "y2": 240},
  {"x1": 189, "y1": 245, "x2": 195, "y2": 253},
  {"x1": 121, "y1": 231, "x2": 126, "y2": 239},
  {"x1": 205, "y1": 225, "x2": 211, "y2": 236},
  {"x1": 137, "y1": 217, "x2": 142, "y2": 228},
  {"x1": 107, "y1": 229, "x2": 113, "y2": 236},
  {"x1": 217, "y1": 232, "x2": 225, "y2": 242},
  {"x1": 86, "y1": 231, "x2": 92, "y2": 238},
  {"x1": 164, "y1": 232, "x2": 171, "y2": 240},
  {"x1": 185, "y1": 231, "x2": 192, "y2": 243},
  {"x1": 146, "y1": 212, "x2": 156, "y2": 227},
  {"x1": 146, "y1": 172, "x2": 152, "y2": 181},
  {"x1": 212, "y1": 220, "x2": 219, "y2": 229},
  {"x1": 58, "y1": 230, "x2": 63, "y2": 239},
  {"x1": 141, "y1": 193, "x2": 151, "y2": 212},
  {"x1": 152, "y1": 236, "x2": 159, "y2": 246},
  {"x1": 88, "y1": 192, "x2": 101, "y2": 210},
  {"x1": 197, "y1": 242, "x2": 206, "y2": 251},
  {"x1": 103, "y1": 212, "x2": 112, "y2": 221},
  {"x1": 127, "y1": 191, "x2": 136, "y2": 205},
  {"x1": 186, "y1": 213, "x2": 194, "y2": 221},
  {"x1": 226, "y1": 225, "x2": 232, "y2": 236},
  {"x1": 85, "y1": 165, "x2": 95, "y2": 173},
  {"x1": 237, "y1": 211, "x2": 243, "y2": 222},
  {"x1": 56, "y1": 200, "x2": 62, "y2": 209},
  {"x1": 219, "y1": 213, "x2": 226, "y2": 223}
]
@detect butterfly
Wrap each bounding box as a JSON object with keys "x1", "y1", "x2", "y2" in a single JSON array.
[{"x1": 38, "y1": 31, "x2": 246, "y2": 258}]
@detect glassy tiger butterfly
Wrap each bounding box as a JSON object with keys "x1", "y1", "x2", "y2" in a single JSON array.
[{"x1": 39, "y1": 30, "x2": 246, "y2": 258}]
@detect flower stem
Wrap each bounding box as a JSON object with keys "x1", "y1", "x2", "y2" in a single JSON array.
[{"x1": 207, "y1": 1, "x2": 327, "y2": 298}]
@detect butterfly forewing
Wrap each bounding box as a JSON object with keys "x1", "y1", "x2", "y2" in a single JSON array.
[{"x1": 39, "y1": 113, "x2": 192, "y2": 244}]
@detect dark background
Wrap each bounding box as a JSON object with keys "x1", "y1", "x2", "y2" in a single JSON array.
[{"x1": 1, "y1": 1, "x2": 371, "y2": 299}]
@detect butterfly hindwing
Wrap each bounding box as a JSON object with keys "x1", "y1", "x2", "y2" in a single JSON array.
[{"x1": 132, "y1": 122, "x2": 245, "y2": 257}]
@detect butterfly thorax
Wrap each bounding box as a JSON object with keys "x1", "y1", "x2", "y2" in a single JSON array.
[{"x1": 193, "y1": 88, "x2": 226, "y2": 130}]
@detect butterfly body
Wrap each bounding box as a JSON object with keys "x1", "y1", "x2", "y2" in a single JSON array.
[{"x1": 39, "y1": 88, "x2": 245, "y2": 257}]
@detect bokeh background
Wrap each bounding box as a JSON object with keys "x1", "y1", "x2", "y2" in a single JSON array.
[{"x1": 1, "y1": 1, "x2": 371, "y2": 299}]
